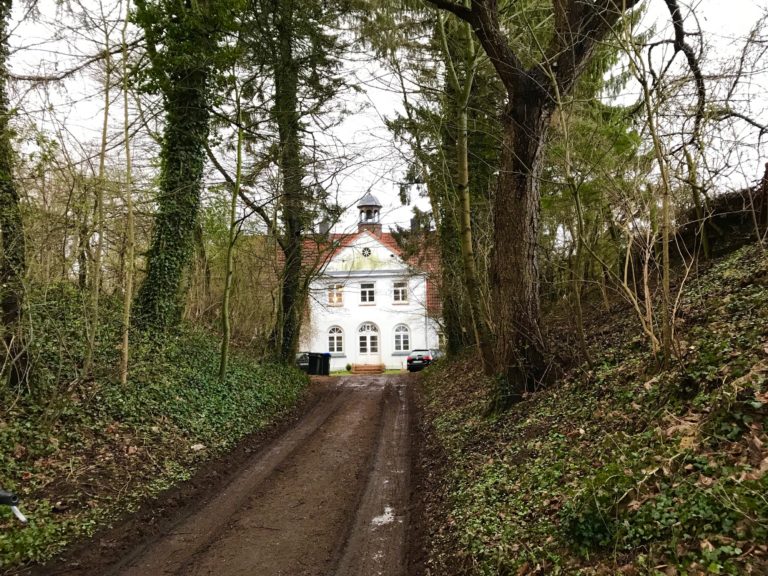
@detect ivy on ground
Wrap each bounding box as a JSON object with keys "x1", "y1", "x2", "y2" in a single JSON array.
[
  {"x1": 0, "y1": 286, "x2": 307, "y2": 571},
  {"x1": 421, "y1": 245, "x2": 768, "y2": 575}
]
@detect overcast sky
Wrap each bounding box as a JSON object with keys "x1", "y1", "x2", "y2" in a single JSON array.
[{"x1": 8, "y1": 0, "x2": 768, "y2": 235}]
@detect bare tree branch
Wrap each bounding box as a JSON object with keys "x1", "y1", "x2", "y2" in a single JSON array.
[
  {"x1": 204, "y1": 143, "x2": 283, "y2": 249},
  {"x1": 663, "y1": 0, "x2": 706, "y2": 143},
  {"x1": 9, "y1": 40, "x2": 142, "y2": 84}
]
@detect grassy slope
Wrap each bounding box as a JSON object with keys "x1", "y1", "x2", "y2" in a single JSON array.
[
  {"x1": 0, "y1": 286, "x2": 307, "y2": 571},
  {"x1": 420, "y1": 245, "x2": 768, "y2": 575}
]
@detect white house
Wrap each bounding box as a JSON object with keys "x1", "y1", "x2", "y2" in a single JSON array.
[{"x1": 299, "y1": 193, "x2": 442, "y2": 371}]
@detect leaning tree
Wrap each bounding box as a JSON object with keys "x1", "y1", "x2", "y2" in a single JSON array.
[{"x1": 428, "y1": 0, "x2": 643, "y2": 406}]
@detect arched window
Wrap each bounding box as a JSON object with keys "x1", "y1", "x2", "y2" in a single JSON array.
[
  {"x1": 328, "y1": 326, "x2": 343, "y2": 353},
  {"x1": 359, "y1": 322, "x2": 378, "y2": 333},
  {"x1": 394, "y1": 324, "x2": 410, "y2": 352}
]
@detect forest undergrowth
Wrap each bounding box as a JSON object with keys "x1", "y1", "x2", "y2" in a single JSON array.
[
  {"x1": 419, "y1": 244, "x2": 768, "y2": 575},
  {"x1": 0, "y1": 285, "x2": 307, "y2": 571}
]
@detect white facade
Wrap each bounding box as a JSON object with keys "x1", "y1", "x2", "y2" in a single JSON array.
[{"x1": 300, "y1": 230, "x2": 441, "y2": 371}]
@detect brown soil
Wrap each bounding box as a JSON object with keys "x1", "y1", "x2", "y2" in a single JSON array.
[{"x1": 21, "y1": 374, "x2": 419, "y2": 576}]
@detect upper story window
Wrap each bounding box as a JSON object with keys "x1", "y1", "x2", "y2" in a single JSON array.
[
  {"x1": 393, "y1": 280, "x2": 408, "y2": 303},
  {"x1": 327, "y1": 284, "x2": 343, "y2": 306},
  {"x1": 360, "y1": 282, "x2": 375, "y2": 304},
  {"x1": 328, "y1": 326, "x2": 343, "y2": 353}
]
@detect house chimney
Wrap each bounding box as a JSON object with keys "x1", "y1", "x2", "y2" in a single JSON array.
[{"x1": 318, "y1": 218, "x2": 331, "y2": 235}]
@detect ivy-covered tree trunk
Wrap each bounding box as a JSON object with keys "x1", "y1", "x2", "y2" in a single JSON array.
[
  {"x1": 270, "y1": 0, "x2": 306, "y2": 362},
  {"x1": 0, "y1": 0, "x2": 27, "y2": 386},
  {"x1": 133, "y1": 0, "x2": 215, "y2": 331},
  {"x1": 134, "y1": 73, "x2": 209, "y2": 330}
]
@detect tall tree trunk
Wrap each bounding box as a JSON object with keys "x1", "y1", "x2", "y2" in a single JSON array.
[
  {"x1": 219, "y1": 117, "x2": 243, "y2": 382},
  {"x1": 456, "y1": 105, "x2": 495, "y2": 362},
  {"x1": 84, "y1": 26, "x2": 112, "y2": 374},
  {"x1": 76, "y1": 183, "x2": 89, "y2": 290},
  {"x1": 270, "y1": 0, "x2": 305, "y2": 362},
  {"x1": 438, "y1": 211, "x2": 470, "y2": 355},
  {"x1": 568, "y1": 221, "x2": 591, "y2": 367},
  {"x1": 440, "y1": 14, "x2": 495, "y2": 369},
  {"x1": 490, "y1": 97, "x2": 551, "y2": 407},
  {"x1": 119, "y1": 0, "x2": 135, "y2": 385},
  {"x1": 0, "y1": 0, "x2": 27, "y2": 387},
  {"x1": 639, "y1": 74, "x2": 673, "y2": 364}
]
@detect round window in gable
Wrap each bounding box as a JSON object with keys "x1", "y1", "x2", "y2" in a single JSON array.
[{"x1": 362, "y1": 247, "x2": 372, "y2": 257}]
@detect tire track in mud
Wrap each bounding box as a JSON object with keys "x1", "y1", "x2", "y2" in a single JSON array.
[
  {"x1": 335, "y1": 380, "x2": 410, "y2": 576},
  {"x1": 108, "y1": 375, "x2": 411, "y2": 576},
  {"x1": 108, "y1": 386, "x2": 347, "y2": 575}
]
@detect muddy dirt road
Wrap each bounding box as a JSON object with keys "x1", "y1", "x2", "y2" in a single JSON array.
[{"x1": 56, "y1": 375, "x2": 414, "y2": 576}]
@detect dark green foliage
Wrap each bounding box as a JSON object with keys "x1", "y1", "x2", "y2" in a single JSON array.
[
  {"x1": 437, "y1": 205, "x2": 471, "y2": 354},
  {"x1": 244, "y1": 0, "x2": 348, "y2": 361},
  {"x1": 0, "y1": 284, "x2": 306, "y2": 568},
  {"x1": 132, "y1": 0, "x2": 243, "y2": 331}
]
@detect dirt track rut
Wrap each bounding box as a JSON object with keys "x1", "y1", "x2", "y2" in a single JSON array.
[{"x1": 107, "y1": 375, "x2": 412, "y2": 576}]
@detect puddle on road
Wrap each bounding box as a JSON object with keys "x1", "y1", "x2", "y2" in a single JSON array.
[{"x1": 371, "y1": 505, "x2": 395, "y2": 527}]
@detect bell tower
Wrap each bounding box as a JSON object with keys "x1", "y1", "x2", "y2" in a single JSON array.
[{"x1": 357, "y1": 192, "x2": 383, "y2": 236}]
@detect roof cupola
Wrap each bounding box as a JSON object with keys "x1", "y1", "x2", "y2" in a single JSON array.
[{"x1": 357, "y1": 192, "x2": 383, "y2": 235}]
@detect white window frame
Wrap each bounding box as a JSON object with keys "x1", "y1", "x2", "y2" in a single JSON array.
[
  {"x1": 327, "y1": 284, "x2": 343, "y2": 306},
  {"x1": 394, "y1": 324, "x2": 410, "y2": 352},
  {"x1": 358, "y1": 323, "x2": 379, "y2": 353},
  {"x1": 393, "y1": 280, "x2": 408, "y2": 303},
  {"x1": 360, "y1": 282, "x2": 375, "y2": 304},
  {"x1": 328, "y1": 326, "x2": 343, "y2": 353}
]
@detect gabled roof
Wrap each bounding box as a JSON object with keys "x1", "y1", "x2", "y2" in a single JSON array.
[{"x1": 300, "y1": 229, "x2": 441, "y2": 315}]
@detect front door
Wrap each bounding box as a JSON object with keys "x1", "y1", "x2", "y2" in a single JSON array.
[{"x1": 358, "y1": 322, "x2": 381, "y2": 364}]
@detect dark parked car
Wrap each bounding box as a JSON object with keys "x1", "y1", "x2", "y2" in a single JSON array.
[{"x1": 406, "y1": 349, "x2": 441, "y2": 372}]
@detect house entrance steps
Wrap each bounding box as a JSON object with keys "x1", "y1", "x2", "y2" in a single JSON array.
[{"x1": 351, "y1": 364, "x2": 386, "y2": 375}]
